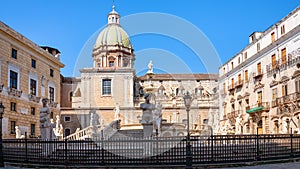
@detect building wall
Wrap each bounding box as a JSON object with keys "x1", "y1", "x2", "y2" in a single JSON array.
[
  {"x1": 0, "y1": 21, "x2": 64, "y2": 138},
  {"x1": 219, "y1": 6, "x2": 300, "y2": 134}
]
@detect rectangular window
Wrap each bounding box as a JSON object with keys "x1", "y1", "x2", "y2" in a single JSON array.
[
  {"x1": 223, "y1": 83, "x2": 226, "y2": 94},
  {"x1": 257, "y1": 62, "x2": 262, "y2": 74},
  {"x1": 272, "y1": 88, "x2": 277, "y2": 100},
  {"x1": 65, "y1": 116, "x2": 71, "y2": 122},
  {"x1": 281, "y1": 48, "x2": 286, "y2": 65},
  {"x1": 31, "y1": 124, "x2": 35, "y2": 136},
  {"x1": 10, "y1": 70, "x2": 18, "y2": 89},
  {"x1": 231, "y1": 78, "x2": 234, "y2": 88},
  {"x1": 271, "y1": 32, "x2": 275, "y2": 43},
  {"x1": 245, "y1": 70, "x2": 248, "y2": 83},
  {"x1": 31, "y1": 107, "x2": 36, "y2": 115},
  {"x1": 11, "y1": 121, "x2": 16, "y2": 134},
  {"x1": 102, "y1": 79, "x2": 112, "y2": 95},
  {"x1": 238, "y1": 57, "x2": 241, "y2": 64},
  {"x1": 257, "y1": 91, "x2": 262, "y2": 104},
  {"x1": 50, "y1": 69, "x2": 54, "y2": 77},
  {"x1": 282, "y1": 84, "x2": 288, "y2": 96},
  {"x1": 231, "y1": 62, "x2": 234, "y2": 70},
  {"x1": 223, "y1": 67, "x2": 226, "y2": 74},
  {"x1": 271, "y1": 54, "x2": 276, "y2": 69},
  {"x1": 281, "y1": 25, "x2": 285, "y2": 35},
  {"x1": 31, "y1": 59, "x2": 36, "y2": 68},
  {"x1": 257, "y1": 43, "x2": 260, "y2": 52},
  {"x1": 244, "y1": 52, "x2": 247, "y2": 60},
  {"x1": 49, "y1": 87, "x2": 55, "y2": 102},
  {"x1": 30, "y1": 79, "x2": 37, "y2": 96},
  {"x1": 11, "y1": 48, "x2": 17, "y2": 59},
  {"x1": 10, "y1": 102, "x2": 16, "y2": 111},
  {"x1": 238, "y1": 74, "x2": 242, "y2": 84}
]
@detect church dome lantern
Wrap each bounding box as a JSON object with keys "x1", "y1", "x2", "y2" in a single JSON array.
[{"x1": 93, "y1": 5, "x2": 134, "y2": 69}]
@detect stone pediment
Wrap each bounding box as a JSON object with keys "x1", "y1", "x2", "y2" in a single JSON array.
[
  {"x1": 230, "y1": 97, "x2": 235, "y2": 103},
  {"x1": 254, "y1": 82, "x2": 264, "y2": 91},
  {"x1": 292, "y1": 70, "x2": 300, "y2": 79},
  {"x1": 279, "y1": 76, "x2": 290, "y2": 84},
  {"x1": 158, "y1": 85, "x2": 165, "y2": 91},
  {"x1": 237, "y1": 95, "x2": 243, "y2": 101},
  {"x1": 244, "y1": 92, "x2": 250, "y2": 97},
  {"x1": 269, "y1": 80, "x2": 278, "y2": 87}
]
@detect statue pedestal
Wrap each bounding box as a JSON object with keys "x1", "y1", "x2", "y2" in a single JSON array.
[{"x1": 142, "y1": 123, "x2": 153, "y2": 138}]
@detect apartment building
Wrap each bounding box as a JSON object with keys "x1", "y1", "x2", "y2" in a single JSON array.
[
  {"x1": 219, "y1": 6, "x2": 300, "y2": 134},
  {"x1": 0, "y1": 21, "x2": 64, "y2": 138}
]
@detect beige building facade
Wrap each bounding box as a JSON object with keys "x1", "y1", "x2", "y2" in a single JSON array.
[
  {"x1": 219, "y1": 6, "x2": 300, "y2": 134},
  {"x1": 0, "y1": 21, "x2": 64, "y2": 138}
]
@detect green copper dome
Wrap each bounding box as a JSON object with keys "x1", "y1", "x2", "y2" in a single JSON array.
[
  {"x1": 94, "y1": 6, "x2": 132, "y2": 49},
  {"x1": 95, "y1": 24, "x2": 132, "y2": 49}
]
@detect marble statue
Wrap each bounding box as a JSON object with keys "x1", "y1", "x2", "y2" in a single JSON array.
[
  {"x1": 153, "y1": 102, "x2": 162, "y2": 135},
  {"x1": 235, "y1": 114, "x2": 243, "y2": 134},
  {"x1": 40, "y1": 98, "x2": 51, "y2": 140},
  {"x1": 147, "y1": 60, "x2": 153, "y2": 74},
  {"x1": 50, "y1": 119, "x2": 57, "y2": 139},
  {"x1": 15, "y1": 126, "x2": 24, "y2": 138},
  {"x1": 90, "y1": 110, "x2": 100, "y2": 126},
  {"x1": 114, "y1": 103, "x2": 120, "y2": 120},
  {"x1": 140, "y1": 93, "x2": 155, "y2": 124},
  {"x1": 140, "y1": 93, "x2": 156, "y2": 139}
]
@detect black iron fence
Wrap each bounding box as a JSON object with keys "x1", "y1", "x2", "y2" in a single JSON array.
[{"x1": 3, "y1": 134, "x2": 300, "y2": 167}]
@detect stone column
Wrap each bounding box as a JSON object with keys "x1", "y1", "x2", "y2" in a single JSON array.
[
  {"x1": 249, "y1": 116, "x2": 253, "y2": 134},
  {"x1": 262, "y1": 116, "x2": 266, "y2": 134}
]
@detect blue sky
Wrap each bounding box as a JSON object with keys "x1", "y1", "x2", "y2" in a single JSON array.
[{"x1": 0, "y1": 0, "x2": 299, "y2": 76}]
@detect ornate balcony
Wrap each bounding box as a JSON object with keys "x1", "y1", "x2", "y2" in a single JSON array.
[
  {"x1": 276, "y1": 92, "x2": 300, "y2": 105},
  {"x1": 235, "y1": 80, "x2": 243, "y2": 88},
  {"x1": 8, "y1": 87, "x2": 22, "y2": 97},
  {"x1": 228, "y1": 85, "x2": 235, "y2": 92},
  {"x1": 28, "y1": 94, "x2": 41, "y2": 103},
  {"x1": 252, "y1": 70, "x2": 263, "y2": 79},
  {"x1": 246, "y1": 102, "x2": 270, "y2": 114}
]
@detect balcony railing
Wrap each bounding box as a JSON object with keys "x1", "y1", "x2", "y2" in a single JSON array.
[
  {"x1": 235, "y1": 80, "x2": 243, "y2": 88},
  {"x1": 28, "y1": 94, "x2": 41, "y2": 103},
  {"x1": 276, "y1": 92, "x2": 300, "y2": 105},
  {"x1": 252, "y1": 70, "x2": 263, "y2": 79},
  {"x1": 267, "y1": 56, "x2": 300, "y2": 76},
  {"x1": 228, "y1": 85, "x2": 235, "y2": 91},
  {"x1": 8, "y1": 87, "x2": 22, "y2": 97}
]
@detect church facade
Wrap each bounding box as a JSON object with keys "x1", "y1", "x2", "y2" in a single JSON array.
[{"x1": 60, "y1": 6, "x2": 219, "y2": 137}]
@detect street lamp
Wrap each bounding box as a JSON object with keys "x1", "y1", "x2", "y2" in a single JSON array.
[
  {"x1": 183, "y1": 92, "x2": 192, "y2": 169},
  {"x1": 0, "y1": 102, "x2": 5, "y2": 167}
]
